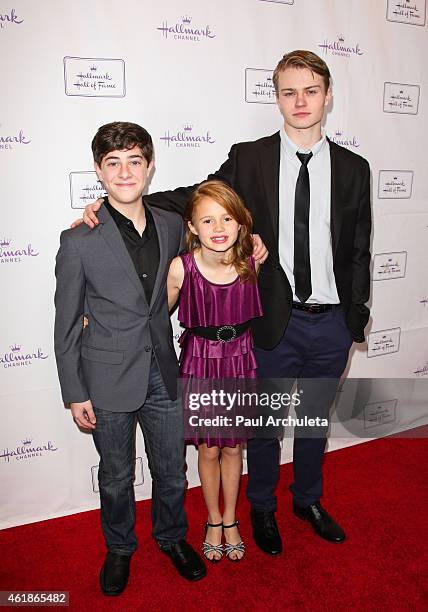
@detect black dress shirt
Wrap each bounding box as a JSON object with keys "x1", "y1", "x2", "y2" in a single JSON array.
[{"x1": 104, "y1": 198, "x2": 160, "y2": 304}]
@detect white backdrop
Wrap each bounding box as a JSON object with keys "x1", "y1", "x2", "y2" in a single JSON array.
[{"x1": 1, "y1": 0, "x2": 427, "y2": 529}]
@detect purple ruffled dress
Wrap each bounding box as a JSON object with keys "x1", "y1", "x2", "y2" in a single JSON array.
[{"x1": 178, "y1": 252, "x2": 263, "y2": 447}]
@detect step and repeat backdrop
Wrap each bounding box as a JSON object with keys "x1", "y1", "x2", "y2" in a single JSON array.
[{"x1": 1, "y1": 0, "x2": 427, "y2": 529}]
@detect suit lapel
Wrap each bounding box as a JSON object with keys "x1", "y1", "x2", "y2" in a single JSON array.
[
  {"x1": 149, "y1": 206, "x2": 168, "y2": 308},
  {"x1": 258, "y1": 132, "x2": 281, "y2": 245},
  {"x1": 97, "y1": 205, "x2": 149, "y2": 306},
  {"x1": 329, "y1": 139, "x2": 343, "y2": 256}
]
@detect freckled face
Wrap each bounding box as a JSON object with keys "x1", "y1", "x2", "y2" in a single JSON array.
[
  {"x1": 188, "y1": 197, "x2": 241, "y2": 253},
  {"x1": 95, "y1": 146, "x2": 153, "y2": 207},
  {"x1": 276, "y1": 67, "x2": 331, "y2": 132}
]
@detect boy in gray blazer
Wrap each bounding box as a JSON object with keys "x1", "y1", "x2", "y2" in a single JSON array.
[{"x1": 54, "y1": 122, "x2": 206, "y2": 595}]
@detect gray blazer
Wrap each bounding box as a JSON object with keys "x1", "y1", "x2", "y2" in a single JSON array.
[{"x1": 54, "y1": 204, "x2": 183, "y2": 412}]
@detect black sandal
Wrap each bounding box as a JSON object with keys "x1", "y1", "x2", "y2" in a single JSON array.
[
  {"x1": 223, "y1": 520, "x2": 245, "y2": 562},
  {"x1": 202, "y1": 522, "x2": 224, "y2": 563}
]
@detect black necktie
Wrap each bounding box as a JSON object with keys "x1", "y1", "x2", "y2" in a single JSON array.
[{"x1": 294, "y1": 151, "x2": 313, "y2": 303}]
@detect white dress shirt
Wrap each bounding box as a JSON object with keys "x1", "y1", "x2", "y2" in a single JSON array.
[{"x1": 278, "y1": 128, "x2": 340, "y2": 304}]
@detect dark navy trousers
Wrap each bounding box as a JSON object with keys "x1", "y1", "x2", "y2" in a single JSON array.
[{"x1": 247, "y1": 306, "x2": 353, "y2": 510}]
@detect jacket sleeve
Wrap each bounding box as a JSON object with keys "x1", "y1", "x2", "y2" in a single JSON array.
[
  {"x1": 348, "y1": 159, "x2": 372, "y2": 342},
  {"x1": 144, "y1": 145, "x2": 238, "y2": 215},
  {"x1": 54, "y1": 231, "x2": 89, "y2": 403}
]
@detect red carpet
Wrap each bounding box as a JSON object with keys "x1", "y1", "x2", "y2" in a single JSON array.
[{"x1": 1, "y1": 433, "x2": 427, "y2": 611}]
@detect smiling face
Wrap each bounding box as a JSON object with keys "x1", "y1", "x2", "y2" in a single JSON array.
[
  {"x1": 188, "y1": 196, "x2": 241, "y2": 254},
  {"x1": 95, "y1": 146, "x2": 153, "y2": 208},
  {"x1": 276, "y1": 66, "x2": 331, "y2": 138}
]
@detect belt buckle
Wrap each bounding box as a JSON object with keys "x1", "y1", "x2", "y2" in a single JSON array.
[
  {"x1": 216, "y1": 325, "x2": 237, "y2": 342},
  {"x1": 307, "y1": 304, "x2": 321, "y2": 314}
]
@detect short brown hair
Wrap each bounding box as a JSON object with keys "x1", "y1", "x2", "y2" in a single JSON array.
[
  {"x1": 273, "y1": 50, "x2": 331, "y2": 95},
  {"x1": 91, "y1": 121, "x2": 153, "y2": 166},
  {"x1": 184, "y1": 180, "x2": 256, "y2": 283}
]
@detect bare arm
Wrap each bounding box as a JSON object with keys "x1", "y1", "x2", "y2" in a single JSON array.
[{"x1": 167, "y1": 256, "x2": 184, "y2": 311}]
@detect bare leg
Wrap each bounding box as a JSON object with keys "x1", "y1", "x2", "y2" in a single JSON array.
[
  {"x1": 220, "y1": 445, "x2": 244, "y2": 560},
  {"x1": 198, "y1": 443, "x2": 222, "y2": 560}
]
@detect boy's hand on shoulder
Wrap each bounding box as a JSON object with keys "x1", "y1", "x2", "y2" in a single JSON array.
[
  {"x1": 70, "y1": 399, "x2": 96, "y2": 430},
  {"x1": 70, "y1": 198, "x2": 103, "y2": 230},
  {"x1": 252, "y1": 234, "x2": 268, "y2": 264}
]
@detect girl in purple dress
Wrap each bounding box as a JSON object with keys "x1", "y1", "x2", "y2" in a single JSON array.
[{"x1": 167, "y1": 180, "x2": 263, "y2": 563}]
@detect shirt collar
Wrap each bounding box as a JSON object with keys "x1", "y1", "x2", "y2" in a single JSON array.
[{"x1": 280, "y1": 126, "x2": 327, "y2": 161}]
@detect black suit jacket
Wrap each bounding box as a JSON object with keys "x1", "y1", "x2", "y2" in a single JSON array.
[{"x1": 145, "y1": 132, "x2": 371, "y2": 350}]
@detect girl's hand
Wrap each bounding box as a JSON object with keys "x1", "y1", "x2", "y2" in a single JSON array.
[
  {"x1": 70, "y1": 198, "x2": 103, "y2": 229},
  {"x1": 252, "y1": 234, "x2": 268, "y2": 264}
]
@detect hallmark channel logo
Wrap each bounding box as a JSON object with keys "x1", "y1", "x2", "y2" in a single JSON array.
[
  {"x1": 373, "y1": 252, "x2": 407, "y2": 281},
  {"x1": 0, "y1": 437, "x2": 58, "y2": 463},
  {"x1": 91, "y1": 457, "x2": 143, "y2": 492},
  {"x1": 0, "y1": 8, "x2": 23, "y2": 30},
  {"x1": 364, "y1": 399, "x2": 397, "y2": 429},
  {"x1": 0, "y1": 237, "x2": 39, "y2": 264},
  {"x1": 378, "y1": 171, "x2": 413, "y2": 199},
  {"x1": 245, "y1": 69, "x2": 276, "y2": 104},
  {"x1": 159, "y1": 123, "x2": 215, "y2": 149},
  {"x1": 367, "y1": 328, "x2": 401, "y2": 358},
  {"x1": 329, "y1": 130, "x2": 360, "y2": 149},
  {"x1": 383, "y1": 82, "x2": 420, "y2": 114},
  {"x1": 414, "y1": 362, "x2": 428, "y2": 377},
  {"x1": 69, "y1": 172, "x2": 106, "y2": 209},
  {"x1": 318, "y1": 35, "x2": 363, "y2": 58},
  {"x1": 0, "y1": 343, "x2": 48, "y2": 369},
  {"x1": 386, "y1": 0, "x2": 426, "y2": 26},
  {"x1": 420, "y1": 296, "x2": 428, "y2": 307},
  {"x1": 64, "y1": 57, "x2": 126, "y2": 97},
  {"x1": 157, "y1": 15, "x2": 215, "y2": 42},
  {"x1": 0, "y1": 124, "x2": 31, "y2": 151}
]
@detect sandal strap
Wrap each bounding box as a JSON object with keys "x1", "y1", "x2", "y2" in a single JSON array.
[
  {"x1": 224, "y1": 541, "x2": 245, "y2": 555},
  {"x1": 206, "y1": 521, "x2": 223, "y2": 528},
  {"x1": 223, "y1": 520, "x2": 239, "y2": 529},
  {"x1": 202, "y1": 542, "x2": 224, "y2": 555}
]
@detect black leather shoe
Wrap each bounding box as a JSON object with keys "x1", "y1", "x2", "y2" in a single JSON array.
[
  {"x1": 99, "y1": 552, "x2": 131, "y2": 596},
  {"x1": 250, "y1": 509, "x2": 283, "y2": 555},
  {"x1": 293, "y1": 501, "x2": 346, "y2": 542},
  {"x1": 160, "y1": 540, "x2": 207, "y2": 581}
]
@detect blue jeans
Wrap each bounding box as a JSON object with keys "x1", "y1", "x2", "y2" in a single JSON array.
[{"x1": 92, "y1": 357, "x2": 187, "y2": 555}]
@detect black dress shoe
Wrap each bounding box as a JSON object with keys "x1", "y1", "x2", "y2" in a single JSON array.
[
  {"x1": 99, "y1": 552, "x2": 131, "y2": 596},
  {"x1": 160, "y1": 540, "x2": 206, "y2": 581},
  {"x1": 250, "y1": 509, "x2": 283, "y2": 555},
  {"x1": 293, "y1": 501, "x2": 346, "y2": 542}
]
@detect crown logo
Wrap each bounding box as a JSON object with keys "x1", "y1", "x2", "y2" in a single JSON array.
[
  {"x1": 399, "y1": 90, "x2": 404, "y2": 94},
  {"x1": 334, "y1": 130, "x2": 343, "y2": 137},
  {"x1": 22, "y1": 438, "x2": 32, "y2": 445},
  {"x1": 393, "y1": 176, "x2": 398, "y2": 180},
  {"x1": 338, "y1": 35, "x2": 345, "y2": 42},
  {"x1": 0, "y1": 238, "x2": 11, "y2": 247},
  {"x1": 183, "y1": 123, "x2": 193, "y2": 132},
  {"x1": 182, "y1": 15, "x2": 191, "y2": 24},
  {"x1": 90, "y1": 65, "x2": 98, "y2": 71},
  {"x1": 10, "y1": 344, "x2": 21, "y2": 352}
]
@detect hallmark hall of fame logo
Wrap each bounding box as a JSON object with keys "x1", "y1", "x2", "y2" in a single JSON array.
[
  {"x1": 0, "y1": 237, "x2": 39, "y2": 264},
  {"x1": 0, "y1": 8, "x2": 23, "y2": 30},
  {"x1": 159, "y1": 123, "x2": 215, "y2": 149},
  {"x1": 0, "y1": 437, "x2": 58, "y2": 463},
  {"x1": 63, "y1": 57, "x2": 126, "y2": 97},
  {"x1": 245, "y1": 69, "x2": 276, "y2": 104},
  {"x1": 318, "y1": 35, "x2": 363, "y2": 58},
  {"x1": 157, "y1": 14, "x2": 215, "y2": 42},
  {"x1": 367, "y1": 328, "x2": 401, "y2": 358},
  {"x1": 364, "y1": 399, "x2": 397, "y2": 429},
  {"x1": 386, "y1": 0, "x2": 426, "y2": 26},
  {"x1": 373, "y1": 252, "x2": 407, "y2": 281},
  {"x1": 69, "y1": 172, "x2": 106, "y2": 209},
  {"x1": 378, "y1": 171, "x2": 413, "y2": 199},
  {"x1": 0, "y1": 343, "x2": 48, "y2": 369},
  {"x1": 383, "y1": 82, "x2": 420, "y2": 115}
]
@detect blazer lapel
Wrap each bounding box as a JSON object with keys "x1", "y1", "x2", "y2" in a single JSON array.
[
  {"x1": 97, "y1": 205, "x2": 149, "y2": 306},
  {"x1": 258, "y1": 132, "x2": 281, "y2": 246},
  {"x1": 329, "y1": 139, "x2": 343, "y2": 256},
  {"x1": 149, "y1": 207, "x2": 168, "y2": 308}
]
